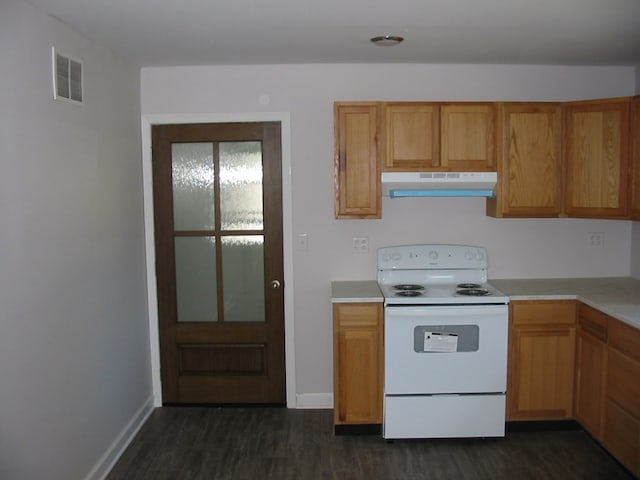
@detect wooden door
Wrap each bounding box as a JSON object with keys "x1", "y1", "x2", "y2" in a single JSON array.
[
  {"x1": 564, "y1": 98, "x2": 630, "y2": 218},
  {"x1": 487, "y1": 103, "x2": 562, "y2": 218},
  {"x1": 334, "y1": 103, "x2": 381, "y2": 218},
  {"x1": 152, "y1": 122, "x2": 286, "y2": 405}
]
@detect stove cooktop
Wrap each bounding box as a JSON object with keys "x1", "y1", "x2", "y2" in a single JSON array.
[
  {"x1": 379, "y1": 282, "x2": 508, "y2": 305},
  {"x1": 377, "y1": 244, "x2": 509, "y2": 306}
]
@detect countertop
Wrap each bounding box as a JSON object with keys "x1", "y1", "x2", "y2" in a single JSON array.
[
  {"x1": 331, "y1": 277, "x2": 640, "y2": 330},
  {"x1": 331, "y1": 281, "x2": 383, "y2": 303}
]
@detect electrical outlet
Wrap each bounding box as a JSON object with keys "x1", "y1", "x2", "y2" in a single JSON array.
[
  {"x1": 352, "y1": 237, "x2": 369, "y2": 253},
  {"x1": 588, "y1": 232, "x2": 604, "y2": 248}
]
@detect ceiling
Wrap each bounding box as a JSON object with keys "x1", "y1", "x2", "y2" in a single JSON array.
[{"x1": 28, "y1": 0, "x2": 640, "y2": 67}]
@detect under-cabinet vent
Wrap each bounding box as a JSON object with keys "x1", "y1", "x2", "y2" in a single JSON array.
[{"x1": 52, "y1": 47, "x2": 83, "y2": 104}]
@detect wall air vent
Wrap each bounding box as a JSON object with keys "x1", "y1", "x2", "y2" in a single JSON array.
[{"x1": 52, "y1": 47, "x2": 83, "y2": 104}]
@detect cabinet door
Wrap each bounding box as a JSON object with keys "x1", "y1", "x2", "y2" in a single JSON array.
[
  {"x1": 575, "y1": 304, "x2": 608, "y2": 439},
  {"x1": 440, "y1": 103, "x2": 496, "y2": 171},
  {"x1": 507, "y1": 301, "x2": 577, "y2": 421},
  {"x1": 487, "y1": 103, "x2": 562, "y2": 218},
  {"x1": 383, "y1": 103, "x2": 439, "y2": 171},
  {"x1": 603, "y1": 318, "x2": 640, "y2": 475},
  {"x1": 333, "y1": 303, "x2": 383, "y2": 425},
  {"x1": 631, "y1": 96, "x2": 640, "y2": 220},
  {"x1": 564, "y1": 98, "x2": 630, "y2": 218},
  {"x1": 334, "y1": 103, "x2": 381, "y2": 219},
  {"x1": 603, "y1": 398, "x2": 640, "y2": 476}
]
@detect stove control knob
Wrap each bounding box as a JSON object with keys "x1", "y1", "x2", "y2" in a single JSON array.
[
  {"x1": 475, "y1": 250, "x2": 484, "y2": 261},
  {"x1": 392, "y1": 253, "x2": 401, "y2": 261},
  {"x1": 464, "y1": 250, "x2": 474, "y2": 260},
  {"x1": 382, "y1": 253, "x2": 391, "y2": 261},
  {"x1": 428, "y1": 250, "x2": 438, "y2": 260}
]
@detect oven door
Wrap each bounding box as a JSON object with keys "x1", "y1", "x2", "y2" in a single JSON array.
[{"x1": 384, "y1": 304, "x2": 508, "y2": 395}]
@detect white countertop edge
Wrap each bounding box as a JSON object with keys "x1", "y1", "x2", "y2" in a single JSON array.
[
  {"x1": 507, "y1": 294, "x2": 578, "y2": 301},
  {"x1": 331, "y1": 296, "x2": 384, "y2": 304}
]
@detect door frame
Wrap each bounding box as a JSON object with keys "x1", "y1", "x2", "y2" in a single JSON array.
[{"x1": 141, "y1": 112, "x2": 295, "y2": 407}]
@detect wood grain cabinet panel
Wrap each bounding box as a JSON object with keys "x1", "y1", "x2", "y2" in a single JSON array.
[
  {"x1": 604, "y1": 318, "x2": 640, "y2": 476},
  {"x1": 507, "y1": 301, "x2": 577, "y2": 421},
  {"x1": 334, "y1": 103, "x2": 381, "y2": 219},
  {"x1": 440, "y1": 103, "x2": 496, "y2": 171},
  {"x1": 564, "y1": 98, "x2": 630, "y2": 219},
  {"x1": 383, "y1": 103, "x2": 439, "y2": 170},
  {"x1": 382, "y1": 102, "x2": 496, "y2": 172},
  {"x1": 575, "y1": 304, "x2": 608, "y2": 439},
  {"x1": 631, "y1": 96, "x2": 640, "y2": 220},
  {"x1": 333, "y1": 303, "x2": 383, "y2": 426},
  {"x1": 487, "y1": 103, "x2": 562, "y2": 218}
]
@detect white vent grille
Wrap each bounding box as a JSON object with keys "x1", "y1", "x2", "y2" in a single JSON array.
[{"x1": 52, "y1": 47, "x2": 83, "y2": 104}]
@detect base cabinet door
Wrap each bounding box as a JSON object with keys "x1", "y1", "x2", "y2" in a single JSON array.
[
  {"x1": 507, "y1": 301, "x2": 577, "y2": 420},
  {"x1": 603, "y1": 399, "x2": 640, "y2": 476},
  {"x1": 333, "y1": 303, "x2": 383, "y2": 426},
  {"x1": 604, "y1": 319, "x2": 640, "y2": 476},
  {"x1": 575, "y1": 304, "x2": 608, "y2": 439}
]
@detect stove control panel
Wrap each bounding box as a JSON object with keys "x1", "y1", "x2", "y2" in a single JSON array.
[{"x1": 378, "y1": 244, "x2": 488, "y2": 270}]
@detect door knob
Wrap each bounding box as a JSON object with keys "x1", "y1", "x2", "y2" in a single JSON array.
[{"x1": 270, "y1": 280, "x2": 282, "y2": 289}]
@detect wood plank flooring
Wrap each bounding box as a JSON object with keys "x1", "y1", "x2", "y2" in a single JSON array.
[{"x1": 106, "y1": 407, "x2": 635, "y2": 480}]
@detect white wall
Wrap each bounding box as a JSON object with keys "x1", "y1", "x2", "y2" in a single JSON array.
[
  {"x1": 141, "y1": 63, "x2": 636, "y2": 401},
  {"x1": 0, "y1": 1, "x2": 151, "y2": 479}
]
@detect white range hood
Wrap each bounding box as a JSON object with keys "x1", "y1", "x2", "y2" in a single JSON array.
[{"x1": 381, "y1": 171, "x2": 497, "y2": 198}]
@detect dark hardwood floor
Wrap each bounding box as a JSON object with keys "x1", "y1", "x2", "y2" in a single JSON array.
[{"x1": 106, "y1": 407, "x2": 634, "y2": 480}]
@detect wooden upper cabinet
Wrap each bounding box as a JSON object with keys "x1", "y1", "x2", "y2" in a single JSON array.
[
  {"x1": 334, "y1": 103, "x2": 381, "y2": 219},
  {"x1": 564, "y1": 98, "x2": 630, "y2": 219},
  {"x1": 383, "y1": 103, "x2": 439, "y2": 170},
  {"x1": 631, "y1": 96, "x2": 640, "y2": 220},
  {"x1": 440, "y1": 103, "x2": 496, "y2": 171},
  {"x1": 487, "y1": 103, "x2": 563, "y2": 218},
  {"x1": 381, "y1": 102, "x2": 496, "y2": 172}
]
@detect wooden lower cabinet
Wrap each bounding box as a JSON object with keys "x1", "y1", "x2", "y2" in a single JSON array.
[
  {"x1": 333, "y1": 303, "x2": 383, "y2": 427},
  {"x1": 575, "y1": 304, "x2": 608, "y2": 439},
  {"x1": 603, "y1": 319, "x2": 640, "y2": 476},
  {"x1": 507, "y1": 300, "x2": 577, "y2": 420}
]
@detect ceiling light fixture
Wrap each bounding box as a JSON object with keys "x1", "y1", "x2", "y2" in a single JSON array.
[{"x1": 370, "y1": 35, "x2": 404, "y2": 46}]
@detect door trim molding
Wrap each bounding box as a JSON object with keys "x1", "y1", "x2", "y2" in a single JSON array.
[{"x1": 141, "y1": 112, "x2": 296, "y2": 407}]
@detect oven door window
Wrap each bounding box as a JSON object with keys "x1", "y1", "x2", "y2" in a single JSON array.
[{"x1": 414, "y1": 325, "x2": 478, "y2": 353}]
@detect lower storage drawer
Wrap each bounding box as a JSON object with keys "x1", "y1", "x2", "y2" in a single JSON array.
[{"x1": 383, "y1": 394, "x2": 506, "y2": 439}]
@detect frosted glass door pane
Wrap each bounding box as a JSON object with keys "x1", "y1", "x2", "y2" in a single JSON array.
[
  {"x1": 175, "y1": 237, "x2": 217, "y2": 322},
  {"x1": 222, "y1": 236, "x2": 265, "y2": 322},
  {"x1": 172, "y1": 143, "x2": 215, "y2": 230},
  {"x1": 220, "y1": 142, "x2": 263, "y2": 230}
]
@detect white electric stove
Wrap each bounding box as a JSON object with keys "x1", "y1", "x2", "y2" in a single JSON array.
[{"x1": 378, "y1": 244, "x2": 509, "y2": 439}]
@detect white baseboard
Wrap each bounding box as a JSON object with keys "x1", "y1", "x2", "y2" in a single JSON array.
[
  {"x1": 84, "y1": 394, "x2": 155, "y2": 480},
  {"x1": 295, "y1": 393, "x2": 333, "y2": 409}
]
